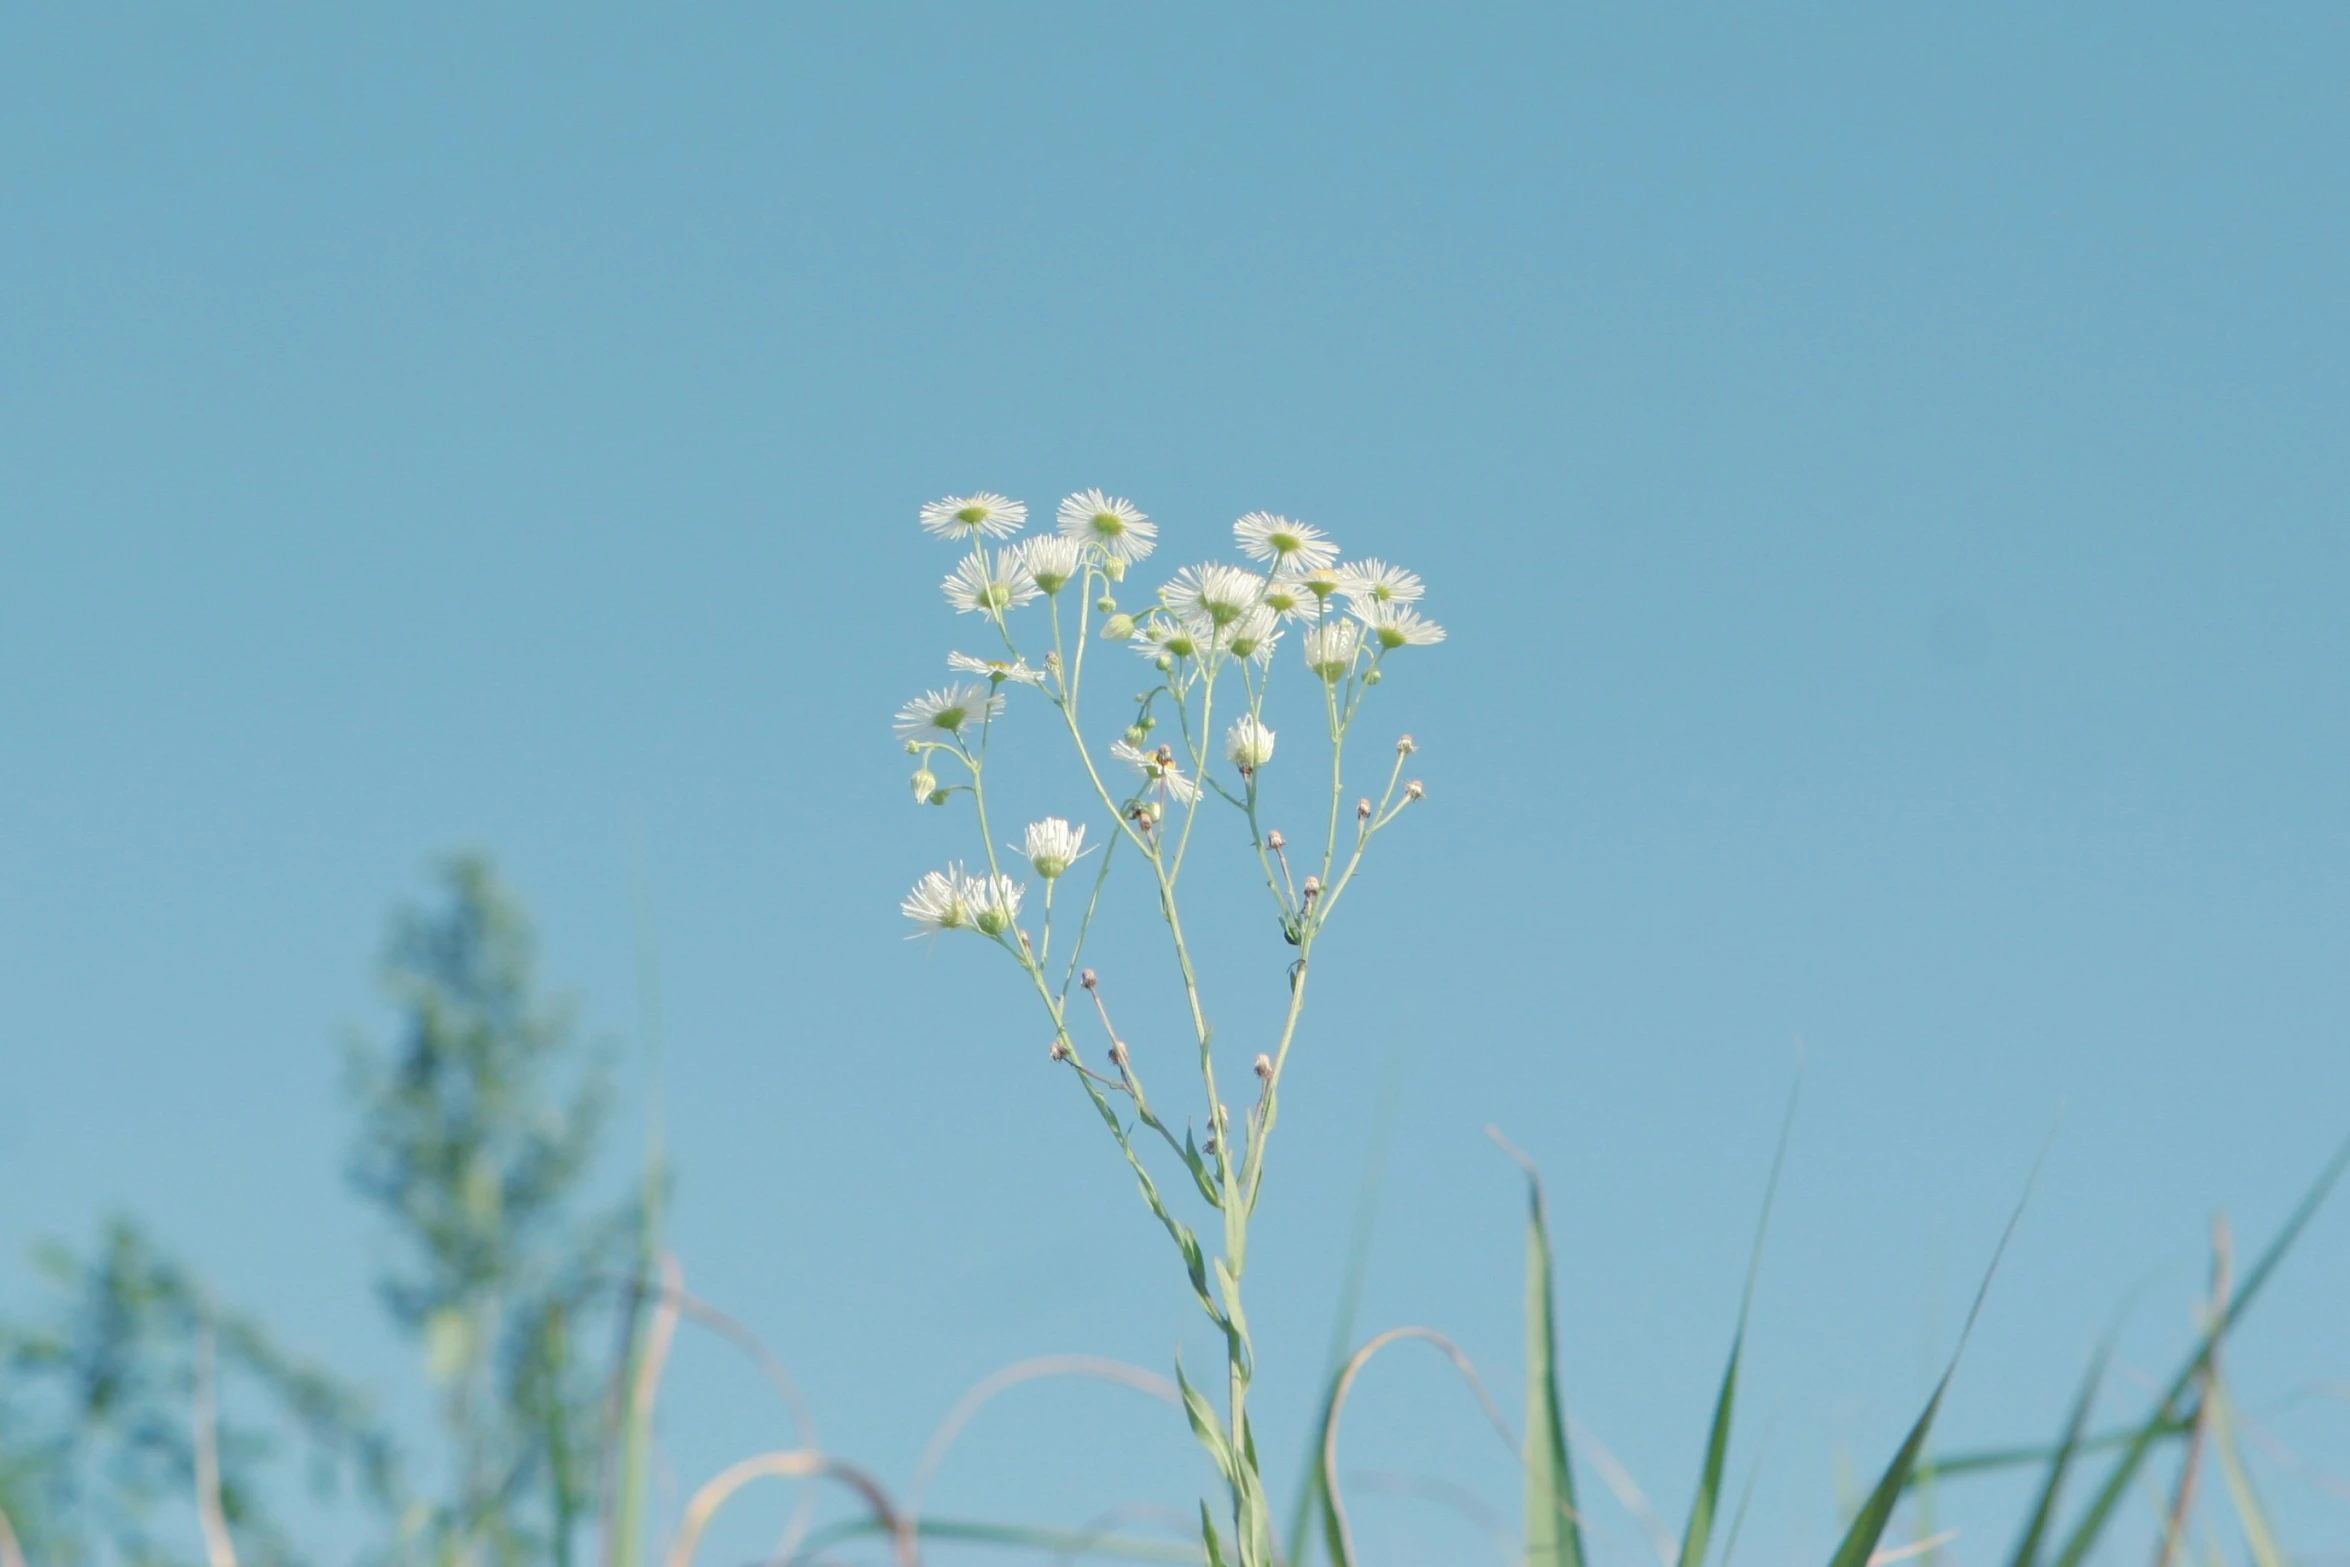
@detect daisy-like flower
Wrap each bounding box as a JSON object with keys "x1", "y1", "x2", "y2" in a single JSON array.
[
  {"x1": 1110, "y1": 740, "x2": 1201, "y2": 803},
  {"x1": 1017, "y1": 817, "x2": 1090, "y2": 880},
  {"x1": 1160, "y1": 563, "x2": 1264, "y2": 628},
  {"x1": 1016, "y1": 533, "x2": 1086, "y2": 595},
  {"x1": 1258, "y1": 576, "x2": 1319, "y2": 622},
  {"x1": 918, "y1": 493, "x2": 1027, "y2": 541},
  {"x1": 1302, "y1": 618, "x2": 1362, "y2": 681},
  {"x1": 1057, "y1": 489, "x2": 1157, "y2": 564},
  {"x1": 1222, "y1": 605, "x2": 1281, "y2": 663},
  {"x1": 969, "y1": 872, "x2": 1025, "y2": 936},
  {"x1": 1336, "y1": 558, "x2": 1424, "y2": 607},
  {"x1": 1225, "y1": 715, "x2": 1276, "y2": 769},
  {"x1": 1355, "y1": 601, "x2": 1447, "y2": 649},
  {"x1": 1138, "y1": 613, "x2": 1215, "y2": 662},
  {"x1": 901, "y1": 866, "x2": 976, "y2": 933},
  {"x1": 948, "y1": 651, "x2": 1047, "y2": 686},
  {"x1": 1233, "y1": 512, "x2": 1340, "y2": 571},
  {"x1": 1280, "y1": 565, "x2": 1348, "y2": 608},
  {"x1": 942, "y1": 548, "x2": 1040, "y2": 615},
  {"x1": 893, "y1": 682, "x2": 1003, "y2": 743}
]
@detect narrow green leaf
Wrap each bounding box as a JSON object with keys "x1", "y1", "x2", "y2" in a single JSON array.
[
  {"x1": 1680, "y1": 1087, "x2": 1797, "y2": 1567},
  {"x1": 1200, "y1": 1502, "x2": 1230, "y2": 1567},
  {"x1": 2004, "y1": 1341, "x2": 2109, "y2": 1567},
  {"x1": 1175, "y1": 1357, "x2": 1239, "y2": 1487},
  {"x1": 2049, "y1": 1129, "x2": 2350, "y2": 1567},
  {"x1": 1490, "y1": 1128, "x2": 1586, "y2": 1567},
  {"x1": 1825, "y1": 1136, "x2": 2041, "y2": 1567}
]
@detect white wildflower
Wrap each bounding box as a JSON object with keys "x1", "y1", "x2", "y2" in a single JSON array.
[
  {"x1": 1258, "y1": 576, "x2": 1318, "y2": 622},
  {"x1": 1110, "y1": 740, "x2": 1201, "y2": 803},
  {"x1": 942, "y1": 548, "x2": 1040, "y2": 615},
  {"x1": 948, "y1": 651, "x2": 1047, "y2": 686},
  {"x1": 1057, "y1": 489, "x2": 1157, "y2": 564},
  {"x1": 1302, "y1": 619, "x2": 1362, "y2": 681},
  {"x1": 1016, "y1": 533, "x2": 1086, "y2": 594},
  {"x1": 918, "y1": 493, "x2": 1027, "y2": 541},
  {"x1": 1336, "y1": 558, "x2": 1424, "y2": 606},
  {"x1": 1222, "y1": 605, "x2": 1280, "y2": 663},
  {"x1": 1233, "y1": 512, "x2": 1339, "y2": 571},
  {"x1": 893, "y1": 682, "x2": 1003, "y2": 742},
  {"x1": 970, "y1": 871, "x2": 1025, "y2": 936},
  {"x1": 1355, "y1": 601, "x2": 1447, "y2": 648},
  {"x1": 1281, "y1": 565, "x2": 1347, "y2": 607},
  {"x1": 901, "y1": 866, "x2": 975, "y2": 933},
  {"x1": 1138, "y1": 614, "x2": 1215, "y2": 662},
  {"x1": 1161, "y1": 563, "x2": 1264, "y2": 628},
  {"x1": 1225, "y1": 716, "x2": 1276, "y2": 769},
  {"x1": 1018, "y1": 817, "x2": 1091, "y2": 880}
]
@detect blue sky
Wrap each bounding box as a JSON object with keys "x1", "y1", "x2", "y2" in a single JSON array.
[{"x1": 3, "y1": 6, "x2": 2346, "y2": 1564}]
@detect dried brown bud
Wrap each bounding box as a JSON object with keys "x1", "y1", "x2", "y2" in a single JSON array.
[
  {"x1": 1266, "y1": 829, "x2": 1286, "y2": 852},
  {"x1": 1253, "y1": 1053, "x2": 1272, "y2": 1080},
  {"x1": 1155, "y1": 742, "x2": 1175, "y2": 766},
  {"x1": 1109, "y1": 1039, "x2": 1130, "y2": 1068},
  {"x1": 1049, "y1": 1039, "x2": 1070, "y2": 1062},
  {"x1": 1405, "y1": 779, "x2": 1425, "y2": 801},
  {"x1": 1043, "y1": 650, "x2": 1061, "y2": 670},
  {"x1": 1356, "y1": 797, "x2": 1372, "y2": 822},
  {"x1": 1301, "y1": 875, "x2": 1322, "y2": 900},
  {"x1": 1397, "y1": 734, "x2": 1418, "y2": 754},
  {"x1": 1080, "y1": 968, "x2": 1099, "y2": 991}
]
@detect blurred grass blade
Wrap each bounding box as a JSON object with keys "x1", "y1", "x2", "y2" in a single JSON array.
[
  {"x1": 789, "y1": 1513, "x2": 1208, "y2": 1565},
  {"x1": 1489, "y1": 1128, "x2": 1587, "y2": 1567},
  {"x1": 1825, "y1": 1139, "x2": 2041, "y2": 1567},
  {"x1": 1680, "y1": 1085, "x2": 1798, "y2": 1567},
  {"x1": 2049, "y1": 1128, "x2": 2350, "y2": 1567},
  {"x1": 2207, "y1": 1380, "x2": 2284, "y2": 1567},
  {"x1": 1317, "y1": 1326, "x2": 1520, "y2": 1567},
  {"x1": 2003, "y1": 1341, "x2": 2109, "y2": 1567}
]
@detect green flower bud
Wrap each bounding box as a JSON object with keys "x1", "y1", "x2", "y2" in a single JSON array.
[
  {"x1": 1124, "y1": 724, "x2": 1149, "y2": 746},
  {"x1": 927, "y1": 789, "x2": 951, "y2": 807},
  {"x1": 1095, "y1": 596, "x2": 1118, "y2": 614},
  {"x1": 1101, "y1": 613, "x2": 1137, "y2": 641},
  {"x1": 909, "y1": 768, "x2": 937, "y2": 804},
  {"x1": 1364, "y1": 668, "x2": 1384, "y2": 685}
]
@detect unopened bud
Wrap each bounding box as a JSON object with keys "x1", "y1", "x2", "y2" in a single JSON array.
[
  {"x1": 910, "y1": 769, "x2": 937, "y2": 804},
  {"x1": 1397, "y1": 734, "x2": 1418, "y2": 754},
  {"x1": 1363, "y1": 668, "x2": 1383, "y2": 686},
  {"x1": 904, "y1": 740, "x2": 920, "y2": 755},
  {"x1": 1101, "y1": 613, "x2": 1137, "y2": 641},
  {"x1": 1356, "y1": 797, "x2": 1372, "y2": 823},
  {"x1": 1049, "y1": 1039, "x2": 1070, "y2": 1062},
  {"x1": 1102, "y1": 555, "x2": 1127, "y2": 582},
  {"x1": 1155, "y1": 743, "x2": 1175, "y2": 766},
  {"x1": 1253, "y1": 1053, "x2": 1272, "y2": 1080},
  {"x1": 1301, "y1": 875, "x2": 1322, "y2": 900},
  {"x1": 1202, "y1": 1135, "x2": 1218, "y2": 1156},
  {"x1": 1405, "y1": 779, "x2": 1425, "y2": 801},
  {"x1": 1139, "y1": 714, "x2": 1156, "y2": 730},
  {"x1": 928, "y1": 789, "x2": 951, "y2": 807},
  {"x1": 1080, "y1": 968, "x2": 1099, "y2": 991},
  {"x1": 1154, "y1": 653, "x2": 1173, "y2": 672},
  {"x1": 1109, "y1": 1040, "x2": 1129, "y2": 1067},
  {"x1": 1096, "y1": 595, "x2": 1118, "y2": 614},
  {"x1": 1043, "y1": 650, "x2": 1061, "y2": 671},
  {"x1": 1124, "y1": 724, "x2": 1149, "y2": 746},
  {"x1": 1266, "y1": 829, "x2": 1285, "y2": 852}
]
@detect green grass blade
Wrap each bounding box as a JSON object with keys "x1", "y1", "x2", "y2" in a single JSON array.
[
  {"x1": 1489, "y1": 1128, "x2": 1586, "y2": 1567},
  {"x1": 2206, "y1": 1380, "x2": 2284, "y2": 1567},
  {"x1": 2003, "y1": 1340, "x2": 2109, "y2": 1567},
  {"x1": 788, "y1": 1513, "x2": 1208, "y2": 1564},
  {"x1": 1679, "y1": 1086, "x2": 1797, "y2": 1567},
  {"x1": 1908, "y1": 1422, "x2": 2192, "y2": 1486},
  {"x1": 2049, "y1": 1128, "x2": 2350, "y2": 1567},
  {"x1": 1824, "y1": 1139, "x2": 2040, "y2": 1567}
]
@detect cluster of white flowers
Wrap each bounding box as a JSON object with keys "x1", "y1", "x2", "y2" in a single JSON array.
[{"x1": 894, "y1": 489, "x2": 1438, "y2": 944}]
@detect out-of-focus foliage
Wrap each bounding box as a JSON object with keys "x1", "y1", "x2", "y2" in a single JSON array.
[
  {"x1": 345, "y1": 856, "x2": 639, "y2": 1567},
  {"x1": 0, "y1": 1220, "x2": 398, "y2": 1567}
]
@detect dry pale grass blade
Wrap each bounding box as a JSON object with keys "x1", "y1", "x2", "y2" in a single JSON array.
[
  {"x1": 1319, "y1": 1326, "x2": 1519, "y2": 1567},
  {"x1": 1567, "y1": 1415, "x2": 1679, "y2": 1567},
  {"x1": 194, "y1": 1320, "x2": 240, "y2": 1567},
  {"x1": 0, "y1": 1502, "x2": 26, "y2": 1567},
  {"x1": 635, "y1": 1255, "x2": 687, "y2": 1439},
  {"x1": 904, "y1": 1355, "x2": 1180, "y2": 1526},
  {"x1": 663, "y1": 1451, "x2": 913, "y2": 1567},
  {"x1": 1869, "y1": 1531, "x2": 1956, "y2": 1565},
  {"x1": 2153, "y1": 1215, "x2": 2233, "y2": 1567},
  {"x1": 1045, "y1": 1502, "x2": 1208, "y2": 1567}
]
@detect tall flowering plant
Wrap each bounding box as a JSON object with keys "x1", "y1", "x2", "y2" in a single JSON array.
[{"x1": 893, "y1": 489, "x2": 1440, "y2": 1567}]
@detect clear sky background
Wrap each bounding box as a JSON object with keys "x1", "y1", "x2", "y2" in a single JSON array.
[{"x1": 4, "y1": 7, "x2": 2346, "y2": 1565}]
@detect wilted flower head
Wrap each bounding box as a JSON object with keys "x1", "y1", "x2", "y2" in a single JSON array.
[
  {"x1": 919, "y1": 493, "x2": 1027, "y2": 541},
  {"x1": 1337, "y1": 559, "x2": 1424, "y2": 607},
  {"x1": 1225, "y1": 716, "x2": 1276, "y2": 769},
  {"x1": 942, "y1": 548, "x2": 1040, "y2": 616},
  {"x1": 1233, "y1": 512, "x2": 1340, "y2": 572},
  {"x1": 1110, "y1": 739, "x2": 1200, "y2": 803},
  {"x1": 1302, "y1": 619, "x2": 1362, "y2": 681},
  {"x1": 948, "y1": 651, "x2": 1047, "y2": 685},
  {"x1": 894, "y1": 682, "x2": 1003, "y2": 742},
  {"x1": 1355, "y1": 601, "x2": 1447, "y2": 649},
  {"x1": 1019, "y1": 817, "x2": 1091, "y2": 880},
  {"x1": 1057, "y1": 489, "x2": 1157, "y2": 564}
]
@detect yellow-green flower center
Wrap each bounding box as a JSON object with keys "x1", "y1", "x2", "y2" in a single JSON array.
[
  {"x1": 1091, "y1": 511, "x2": 1125, "y2": 538},
  {"x1": 955, "y1": 505, "x2": 988, "y2": 526}
]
